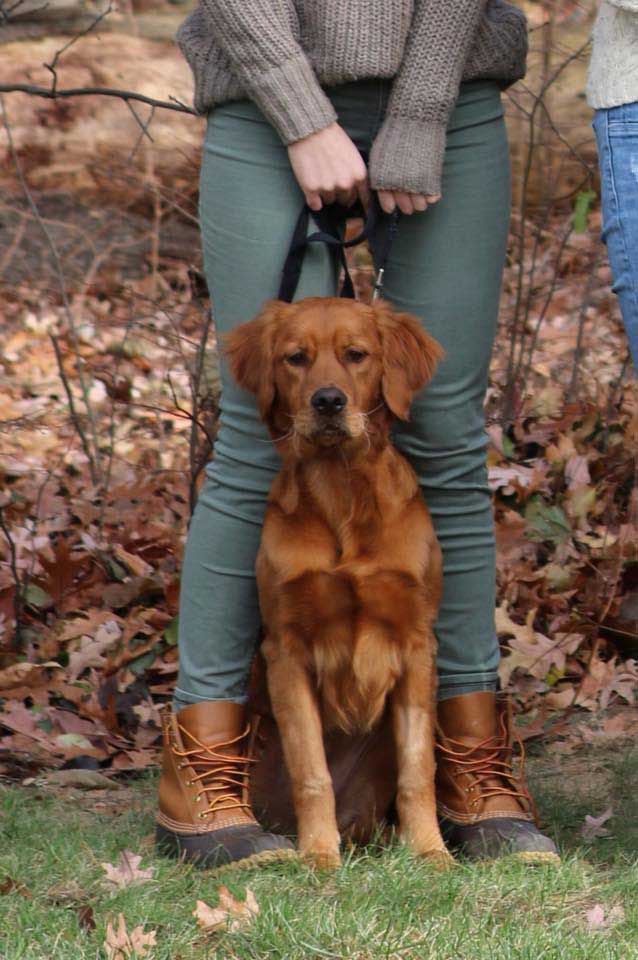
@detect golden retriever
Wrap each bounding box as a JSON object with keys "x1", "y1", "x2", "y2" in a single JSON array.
[{"x1": 225, "y1": 296, "x2": 451, "y2": 868}]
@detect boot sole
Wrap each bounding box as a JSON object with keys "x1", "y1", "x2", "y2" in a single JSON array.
[
  {"x1": 213, "y1": 847, "x2": 299, "y2": 872},
  {"x1": 508, "y1": 850, "x2": 561, "y2": 865},
  {"x1": 156, "y1": 825, "x2": 298, "y2": 871}
]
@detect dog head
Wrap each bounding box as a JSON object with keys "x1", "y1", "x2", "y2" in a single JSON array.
[{"x1": 224, "y1": 297, "x2": 442, "y2": 452}]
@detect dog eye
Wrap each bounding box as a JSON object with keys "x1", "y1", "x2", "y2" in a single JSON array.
[
  {"x1": 286, "y1": 351, "x2": 307, "y2": 367},
  {"x1": 345, "y1": 348, "x2": 368, "y2": 363}
]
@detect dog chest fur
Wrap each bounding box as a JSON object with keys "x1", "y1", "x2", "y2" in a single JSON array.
[{"x1": 257, "y1": 453, "x2": 439, "y2": 734}]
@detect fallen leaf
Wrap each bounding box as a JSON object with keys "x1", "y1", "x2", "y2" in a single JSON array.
[
  {"x1": 585, "y1": 903, "x2": 625, "y2": 930},
  {"x1": 194, "y1": 885, "x2": 260, "y2": 933},
  {"x1": 46, "y1": 770, "x2": 120, "y2": 790},
  {"x1": 0, "y1": 875, "x2": 32, "y2": 897},
  {"x1": 496, "y1": 603, "x2": 582, "y2": 687},
  {"x1": 113, "y1": 545, "x2": 154, "y2": 578},
  {"x1": 580, "y1": 807, "x2": 613, "y2": 840},
  {"x1": 544, "y1": 686, "x2": 576, "y2": 710},
  {"x1": 101, "y1": 850, "x2": 154, "y2": 889},
  {"x1": 77, "y1": 904, "x2": 96, "y2": 931},
  {"x1": 0, "y1": 661, "x2": 61, "y2": 691},
  {"x1": 104, "y1": 913, "x2": 157, "y2": 959},
  {"x1": 586, "y1": 904, "x2": 606, "y2": 929}
]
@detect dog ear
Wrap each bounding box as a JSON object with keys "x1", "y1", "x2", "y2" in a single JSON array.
[
  {"x1": 224, "y1": 300, "x2": 289, "y2": 420},
  {"x1": 372, "y1": 301, "x2": 444, "y2": 420}
]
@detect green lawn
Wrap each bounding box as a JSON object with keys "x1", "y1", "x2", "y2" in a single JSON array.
[{"x1": 1, "y1": 742, "x2": 637, "y2": 960}]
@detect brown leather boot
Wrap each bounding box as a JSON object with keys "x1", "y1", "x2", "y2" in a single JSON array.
[
  {"x1": 155, "y1": 701, "x2": 296, "y2": 868},
  {"x1": 435, "y1": 692, "x2": 559, "y2": 862}
]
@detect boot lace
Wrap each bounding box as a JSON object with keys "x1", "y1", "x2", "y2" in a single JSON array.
[
  {"x1": 172, "y1": 725, "x2": 256, "y2": 820},
  {"x1": 437, "y1": 714, "x2": 533, "y2": 811}
]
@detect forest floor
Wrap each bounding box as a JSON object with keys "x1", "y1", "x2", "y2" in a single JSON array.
[{"x1": 1, "y1": 14, "x2": 638, "y2": 958}]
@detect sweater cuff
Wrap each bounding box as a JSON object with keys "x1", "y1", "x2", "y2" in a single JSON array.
[
  {"x1": 369, "y1": 116, "x2": 447, "y2": 196},
  {"x1": 244, "y1": 54, "x2": 337, "y2": 144}
]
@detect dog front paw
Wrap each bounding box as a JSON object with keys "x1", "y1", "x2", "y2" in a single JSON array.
[
  {"x1": 301, "y1": 848, "x2": 342, "y2": 870},
  {"x1": 416, "y1": 847, "x2": 455, "y2": 870},
  {"x1": 298, "y1": 836, "x2": 341, "y2": 871}
]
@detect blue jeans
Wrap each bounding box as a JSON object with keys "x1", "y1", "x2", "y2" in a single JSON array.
[
  {"x1": 594, "y1": 105, "x2": 638, "y2": 369},
  {"x1": 174, "y1": 80, "x2": 510, "y2": 708}
]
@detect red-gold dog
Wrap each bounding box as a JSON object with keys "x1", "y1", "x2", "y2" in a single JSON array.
[{"x1": 225, "y1": 296, "x2": 452, "y2": 868}]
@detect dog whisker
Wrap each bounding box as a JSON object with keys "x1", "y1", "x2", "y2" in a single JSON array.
[{"x1": 256, "y1": 429, "x2": 295, "y2": 444}]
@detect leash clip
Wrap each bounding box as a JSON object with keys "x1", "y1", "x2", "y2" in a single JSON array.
[{"x1": 372, "y1": 267, "x2": 385, "y2": 302}]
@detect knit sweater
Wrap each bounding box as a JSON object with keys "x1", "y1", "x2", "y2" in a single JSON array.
[
  {"x1": 177, "y1": 0, "x2": 527, "y2": 196},
  {"x1": 587, "y1": 1, "x2": 638, "y2": 109}
]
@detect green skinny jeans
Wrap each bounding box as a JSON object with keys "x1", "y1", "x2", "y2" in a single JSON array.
[{"x1": 175, "y1": 78, "x2": 510, "y2": 708}]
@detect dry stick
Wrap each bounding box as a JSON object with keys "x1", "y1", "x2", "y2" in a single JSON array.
[
  {"x1": 0, "y1": 210, "x2": 27, "y2": 280},
  {"x1": 0, "y1": 84, "x2": 196, "y2": 116},
  {"x1": 187, "y1": 303, "x2": 214, "y2": 515},
  {"x1": 43, "y1": 0, "x2": 114, "y2": 96},
  {"x1": 1, "y1": 95, "x2": 103, "y2": 485},
  {"x1": 97, "y1": 315, "x2": 136, "y2": 535},
  {"x1": 0, "y1": 0, "x2": 32, "y2": 22},
  {"x1": 519, "y1": 221, "x2": 574, "y2": 390},
  {"x1": 503, "y1": 39, "x2": 591, "y2": 423},
  {"x1": 47, "y1": 332, "x2": 99, "y2": 481},
  {"x1": 0, "y1": 503, "x2": 23, "y2": 651},
  {"x1": 568, "y1": 251, "x2": 602, "y2": 401},
  {"x1": 127, "y1": 101, "x2": 156, "y2": 156},
  {"x1": 1, "y1": 0, "x2": 194, "y2": 114},
  {"x1": 145, "y1": 138, "x2": 161, "y2": 301}
]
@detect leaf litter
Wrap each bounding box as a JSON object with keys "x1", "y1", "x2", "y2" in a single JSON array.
[{"x1": 0, "y1": 109, "x2": 637, "y2": 777}]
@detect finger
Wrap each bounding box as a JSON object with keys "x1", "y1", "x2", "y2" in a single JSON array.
[
  {"x1": 426, "y1": 194, "x2": 442, "y2": 204},
  {"x1": 378, "y1": 190, "x2": 396, "y2": 214},
  {"x1": 411, "y1": 194, "x2": 428, "y2": 213},
  {"x1": 321, "y1": 189, "x2": 337, "y2": 206},
  {"x1": 395, "y1": 192, "x2": 415, "y2": 216},
  {"x1": 306, "y1": 192, "x2": 323, "y2": 212}
]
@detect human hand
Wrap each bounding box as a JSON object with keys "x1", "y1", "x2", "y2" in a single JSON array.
[
  {"x1": 287, "y1": 123, "x2": 369, "y2": 212},
  {"x1": 377, "y1": 190, "x2": 441, "y2": 215}
]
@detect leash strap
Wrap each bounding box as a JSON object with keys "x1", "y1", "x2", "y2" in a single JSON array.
[{"x1": 278, "y1": 195, "x2": 400, "y2": 304}]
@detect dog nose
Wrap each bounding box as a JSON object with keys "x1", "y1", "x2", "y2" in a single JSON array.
[{"x1": 311, "y1": 387, "x2": 347, "y2": 416}]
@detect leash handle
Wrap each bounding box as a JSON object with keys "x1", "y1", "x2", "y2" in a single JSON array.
[{"x1": 278, "y1": 195, "x2": 400, "y2": 304}]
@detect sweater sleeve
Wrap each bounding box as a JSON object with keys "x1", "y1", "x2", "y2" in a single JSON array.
[
  {"x1": 369, "y1": 0, "x2": 486, "y2": 196},
  {"x1": 198, "y1": 0, "x2": 337, "y2": 143},
  {"x1": 606, "y1": 0, "x2": 638, "y2": 9}
]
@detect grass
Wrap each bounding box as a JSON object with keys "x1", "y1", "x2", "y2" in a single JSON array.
[{"x1": 1, "y1": 743, "x2": 638, "y2": 960}]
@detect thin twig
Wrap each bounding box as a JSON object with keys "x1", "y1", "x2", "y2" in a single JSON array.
[
  {"x1": 1, "y1": 94, "x2": 102, "y2": 485},
  {"x1": 0, "y1": 84, "x2": 196, "y2": 115},
  {"x1": 0, "y1": 502, "x2": 23, "y2": 652}
]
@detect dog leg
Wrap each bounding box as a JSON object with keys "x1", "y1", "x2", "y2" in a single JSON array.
[
  {"x1": 391, "y1": 648, "x2": 454, "y2": 867},
  {"x1": 265, "y1": 640, "x2": 341, "y2": 869}
]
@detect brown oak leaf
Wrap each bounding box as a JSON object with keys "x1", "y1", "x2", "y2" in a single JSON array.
[
  {"x1": 194, "y1": 885, "x2": 259, "y2": 933},
  {"x1": 104, "y1": 913, "x2": 157, "y2": 959},
  {"x1": 100, "y1": 851, "x2": 154, "y2": 889}
]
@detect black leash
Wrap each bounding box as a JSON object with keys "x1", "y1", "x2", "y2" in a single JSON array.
[{"x1": 278, "y1": 195, "x2": 400, "y2": 304}]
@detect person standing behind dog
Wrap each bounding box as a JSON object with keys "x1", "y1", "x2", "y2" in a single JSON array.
[
  {"x1": 155, "y1": 0, "x2": 560, "y2": 868},
  {"x1": 588, "y1": 1, "x2": 638, "y2": 370}
]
